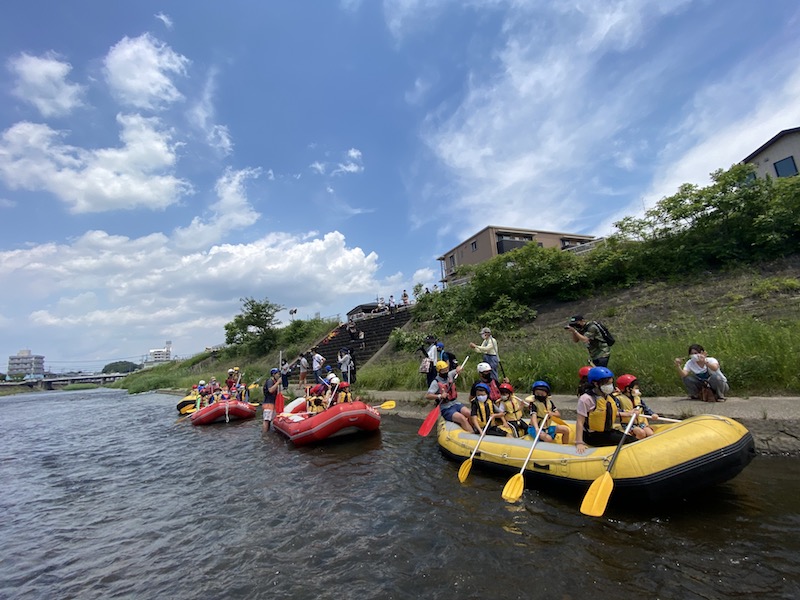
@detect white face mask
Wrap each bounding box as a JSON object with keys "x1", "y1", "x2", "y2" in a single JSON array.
[
  {"x1": 600, "y1": 383, "x2": 614, "y2": 395},
  {"x1": 691, "y1": 353, "x2": 701, "y2": 361},
  {"x1": 633, "y1": 389, "x2": 641, "y2": 396},
  {"x1": 476, "y1": 394, "x2": 488, "y2": 402}
]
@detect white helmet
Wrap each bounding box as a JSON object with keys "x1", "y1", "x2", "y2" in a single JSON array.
[
  {"x1": 199, "y1": 380, "x2": 206, "y2": 385},
  {"x1": 477, "y1": 362, "x2": 492, "y2": 373},
  {"x1": 326, "y1": 372, "x2": 336, "y2": 381},
  {"x1": 228, "y1": 368, "x2": 234, "y2": 374},
  {"x1": 330, "y1": 376, "x2": 340, "y2": 385}
]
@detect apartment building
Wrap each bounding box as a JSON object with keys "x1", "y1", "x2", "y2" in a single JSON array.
[
  {"x1": 438, "y1": 225, "x2": 595, "y2": 287},
  {"x1": 7, "y1": 349, "x2": 45, "y2": 377}
]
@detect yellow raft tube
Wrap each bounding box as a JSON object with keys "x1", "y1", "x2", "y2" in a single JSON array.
[{"x1": 437, "y1": 415, "x2": 755, "y2": 502}]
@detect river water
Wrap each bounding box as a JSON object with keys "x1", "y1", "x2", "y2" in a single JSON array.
[{"x1": 1, "y1": 389, "x2": 798, "y2": 599}]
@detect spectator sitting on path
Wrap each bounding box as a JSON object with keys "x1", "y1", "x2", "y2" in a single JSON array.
[{"x1": 674, "y1": 344, "x2": 729, "y2": 401}]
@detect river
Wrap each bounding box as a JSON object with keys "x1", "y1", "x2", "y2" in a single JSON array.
[{"x1": 1, "y1": 389, "x2": 798, "y2": 599}]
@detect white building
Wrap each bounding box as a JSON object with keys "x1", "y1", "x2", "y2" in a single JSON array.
[
  {"x1": 147, "y1": 341, "x2": 172, "y2": 363},
  {"x1": 743, "y1": 127, "x2": 800, "y2": 179},
  {"x1": 7, "y1": 349, "x2": 45, "y2": 377}
]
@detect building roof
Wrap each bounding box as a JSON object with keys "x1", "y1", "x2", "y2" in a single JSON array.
[
  {"x1": 742, "y1": 127, "x2": 800, "y2": 164},
  {"x1": 437, "y1": 224, "x2": 595, "y2": 260}
]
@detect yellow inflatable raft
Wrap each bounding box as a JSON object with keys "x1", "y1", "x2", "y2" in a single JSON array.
[{"x1": 437, "y1": 415, "x2": 754, "y2": 502}]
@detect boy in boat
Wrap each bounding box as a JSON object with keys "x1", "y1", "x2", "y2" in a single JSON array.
[
  {"x1": 575, "y1": 366, "x2": 637, "y2": 454},
  {"x1": 425, "y1": 360, "x2": 471, "y2": 433},
  {"x1": 614, "y1": 374, "x2": 658, "y2": 439},
  {"x1": 497, "y1": 383, "x2": 528, "y2": 437},
  {"x1": 526, "y1": 381, "x2": 571, "y2": 444},
  {"x1": 470, "y1": 382, "x2": 511, "y2": 437},
  {"x1": 576, "y1": 365, "x2": 590, "y2": 397},
  {"x1": 262, "y1": 368, "x2": 281, "y2": 432}
]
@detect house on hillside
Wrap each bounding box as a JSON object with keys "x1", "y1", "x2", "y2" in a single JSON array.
[
  {"x1": 437, "y1": 225, "x2": 596, "y2": 287},
  {"x1": 743, "y1": 127, "x2": 800, "y2": 179}
]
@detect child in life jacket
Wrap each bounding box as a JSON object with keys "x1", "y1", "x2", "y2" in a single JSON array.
[
  {"x1": 526, "y1": 381, "x2": 571, "y2": 444},
  {"x1": 306, "y1": 381, "x2": 330, "y2": 415},
  {"x1": 497, "y1": 383, "x2": 528, "y2": 437},
  {"x1": 575, "y1": 367, "x2": 637, "y2": 454},
  {"x1": 614, "y1": 374, "x2": 658, "y2": 439},
  {"x1": 577, "y1": 366, "x2": 591, "y2": 397},
  {"x1": 470, "y1": 383, "x2": 511, "y2": 437}
]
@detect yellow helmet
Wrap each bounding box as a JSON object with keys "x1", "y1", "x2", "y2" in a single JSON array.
[
  {"x1": 234, "y1": 366, "x2": 240, "y2": 371},
  {"x1": 435, "y1": 360, "x2": 449, "y2": 371}
]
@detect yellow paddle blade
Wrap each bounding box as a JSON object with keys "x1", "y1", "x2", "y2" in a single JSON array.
[
  {"x1": 501, "y1": 473, "x2": 525, "y2": 503},
  {"x1": 580, "y1": 471, "x2": 614, "y2": 517},
  {"x1": 378, "y1": 400, "x2": 396, "y2": 410},
  {"x1": 248, "y1": 383, "x2": 259, "y2": 390},
  {"x1": 457, "y1": 458, "x2": 473, "y2": 483}
]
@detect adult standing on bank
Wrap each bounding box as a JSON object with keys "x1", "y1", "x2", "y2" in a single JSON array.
[
  {"x1": 470, "y1": 327, "x2": 500, "y2": 382},
  {"x1": 311, "y1": 347, "x2": 326, "y2": 384},
  {"x1": 565, "y1": 315, "x2": 611, "y2": 367}
]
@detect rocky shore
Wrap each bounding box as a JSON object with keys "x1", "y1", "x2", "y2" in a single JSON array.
[{"x1": 363, "y1": 390, "x2": 800, "y2": 456}]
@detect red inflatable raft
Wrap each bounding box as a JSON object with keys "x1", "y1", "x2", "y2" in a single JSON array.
[
  {"x1": 273, "y1": 398, "x2": 381, "y2": 446},
  {"x1": 190, "y1": 399, "x2": 256, "y2": 426}
]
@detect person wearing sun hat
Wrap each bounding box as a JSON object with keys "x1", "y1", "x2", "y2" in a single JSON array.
[{"x1": 469, "y1": 326, "x2": 500, "y2": 381}]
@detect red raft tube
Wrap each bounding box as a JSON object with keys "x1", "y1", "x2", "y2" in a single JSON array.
[
  {"x1": 190, "y1": 399, "x2": 256, "y2": 426},
  {"x1": 273, "y1": 398, "x2": 381, "y2": 446}
]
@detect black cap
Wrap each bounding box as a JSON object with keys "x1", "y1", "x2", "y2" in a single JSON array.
[{"x1": 569, "y1": 315, "x2": 584, "y2": 324}]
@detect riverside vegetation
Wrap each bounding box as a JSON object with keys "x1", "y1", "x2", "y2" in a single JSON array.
[{"x1": 112, "y1": 163, "x2": 799, "y2": 400}]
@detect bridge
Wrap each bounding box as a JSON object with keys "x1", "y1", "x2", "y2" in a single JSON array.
[{"x1": 1, "y1": 373, "x2": 129, "y2": 391}]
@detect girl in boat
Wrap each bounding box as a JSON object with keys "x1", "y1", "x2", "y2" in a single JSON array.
[
  {"x1": 614, "y1": 374, "x2": 658, "y2": 439},
  {"x1": 526, "y1": 381, "x2": 571, "y2": 444},
  {"x1": 575, "y1": 366, "x2": 637, "y2": 454},
  {"x1": 497, "y1": 383, "x2": 528, "y2": 437}
]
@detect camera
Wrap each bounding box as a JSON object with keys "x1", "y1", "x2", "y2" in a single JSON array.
[{"x1": 564, "y1": 325, "x2": 572, "y2": 330}]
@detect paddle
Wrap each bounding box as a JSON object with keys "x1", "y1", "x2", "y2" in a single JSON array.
[
  {"x1": 248, "y1": 377, "x2": 263, "y2": 390},
  {"x1": 501, "y1": 414, "x2": 549, "y2": 503},
  {"x1": 640, "y1": 415, "x2": 681, "y2": 423},
  {"x1": 418, "y1": 356, "x2": 469, "y2": 437},
  {"x1": 458, "y1": 418, "x2": 492, "y2": 483},
  {"x1": 580, "y1": 408, "x2": 639, "y2": 517},
  {"x1": 286, "y1": 400, "x2": 396, "y2": 417},
  {"x1": 276, "y1": 351, "x2": 285, "y2": 413}
]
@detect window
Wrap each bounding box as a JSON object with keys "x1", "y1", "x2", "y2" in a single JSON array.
[
  {"x1": 470, "y1": 241, "x2": 477, "y2": 251},
  {"x1": 449, "y1": 255, "x2": 455, "y2": 267},
  {"x1": 774, "y1": 156, "x2": 798, "y2": 178}
]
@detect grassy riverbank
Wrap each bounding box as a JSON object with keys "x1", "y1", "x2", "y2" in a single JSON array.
[
  {"x1": 108, "y1": 258, "x2": 800, "y2": 399},
  {"x1": 358, "y1": 258, "x2": 800, "y2": 397}
]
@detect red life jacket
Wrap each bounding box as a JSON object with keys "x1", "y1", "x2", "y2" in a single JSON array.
[{"x1": 437, "y1": 378, "x2": 458, "y2": 401}]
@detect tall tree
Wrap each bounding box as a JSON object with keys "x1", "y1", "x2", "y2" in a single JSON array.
[{"x1": 224, "y1": 297, "x2": 283, "y2": 355}]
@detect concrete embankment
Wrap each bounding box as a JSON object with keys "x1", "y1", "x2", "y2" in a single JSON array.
[{"x1": 363, "y1": 390, "x2": 800, "y2": 456}]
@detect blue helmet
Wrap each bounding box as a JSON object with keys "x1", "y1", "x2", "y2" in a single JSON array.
[
  {"x1": 270, "y1": 368, "x2": 279, "y2": 375},
  {"x1": 587, "y1": 366, "x2": 614, "y2": 383},
  {"x1": 436, "y1": 342, "x2": 444, "y2": 349},
  {"x1": 531, "y1": 380, "x2": 550, "y2": 393},
  {"x1": 474, "y1": 382, "x2": 491, "y2": 394}
]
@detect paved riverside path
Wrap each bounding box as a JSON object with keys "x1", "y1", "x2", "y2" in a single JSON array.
[{"x1": 363, "y1": 390, "x2": 800, "y2": 455}]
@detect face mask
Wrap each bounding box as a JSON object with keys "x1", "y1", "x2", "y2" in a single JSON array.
[
  {"x1": 439, "y1": 372, "x2": 448, "y2": 378},
  {"x1": 476, "y1": 394, "x2": 488, "y2": 402},
  {"x1": 534, "y1": 394, "x2": 547, "y2": 401},
  {"x1": 481, "y1": 373, "x2": 491, "y2": 380},
  {"x1": 600, "y1": 383, "x2": 614, "y2": 395},
  {"x1": 500, "y1": 395, "x2": 510, "y2": 401},
  {"x1": 633, "y1": 389, "x2": 641, "y2": 396},
  {"x1": 691, "y1": 354, "x2": 701, "y2": 361}
]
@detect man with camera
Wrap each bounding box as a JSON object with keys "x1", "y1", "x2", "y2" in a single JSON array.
[{"x1": 565, "y1": 315, "x2": 611, "y2": 367}]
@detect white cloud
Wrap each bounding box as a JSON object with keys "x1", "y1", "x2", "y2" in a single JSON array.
[
  {"x1": 172, "y1": 167, "x2": 261, "y2": 249},
  {"x1": 8, "y1": 52, "x2": 85, "y2": 117},
  {"x1": 155, "y1": 12, "x2": 174, "y2": 29},
  {"x1": 266, "y1": 169, "x2": 275, "y2": 180},
  {"x1": 310, "y1": 161, "x2": 326, "y2": 174},
  {"x1": 0, "y1": 114, "x2": 192, "y2": 213},
  {"x1": 347, "y1": 148, "x2": 362, "y2": 160},
  {"x1": 0, "y1": 198, "x2": 16, "y2": 208},
  {"x1": 187, "y1": 67, "x2": 233, "y2": 155},
  {"x1": 104, "y1": 33, "x2": 189, "y2": 110},
  {"x1": 0, "y1": 228, "x2": 383, "y2": 359}
]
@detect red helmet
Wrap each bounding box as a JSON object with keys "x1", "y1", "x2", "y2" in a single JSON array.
[
  {"x1": 616, "y1": 374, "x2": 638, "y2": 391},
  {"x1": 499, "y1": 382, "x2": 514, "y2": 394},
  {"x1": 578, "y1": 366, "x2": 591, "y2": 379},
  {"x1": 338, "y1": 381, "x2": 350, "y2": 388}
]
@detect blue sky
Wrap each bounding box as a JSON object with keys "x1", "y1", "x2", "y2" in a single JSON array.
[{"x1": 1, "y1": 1, "x2": 799, "y2": 372}]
